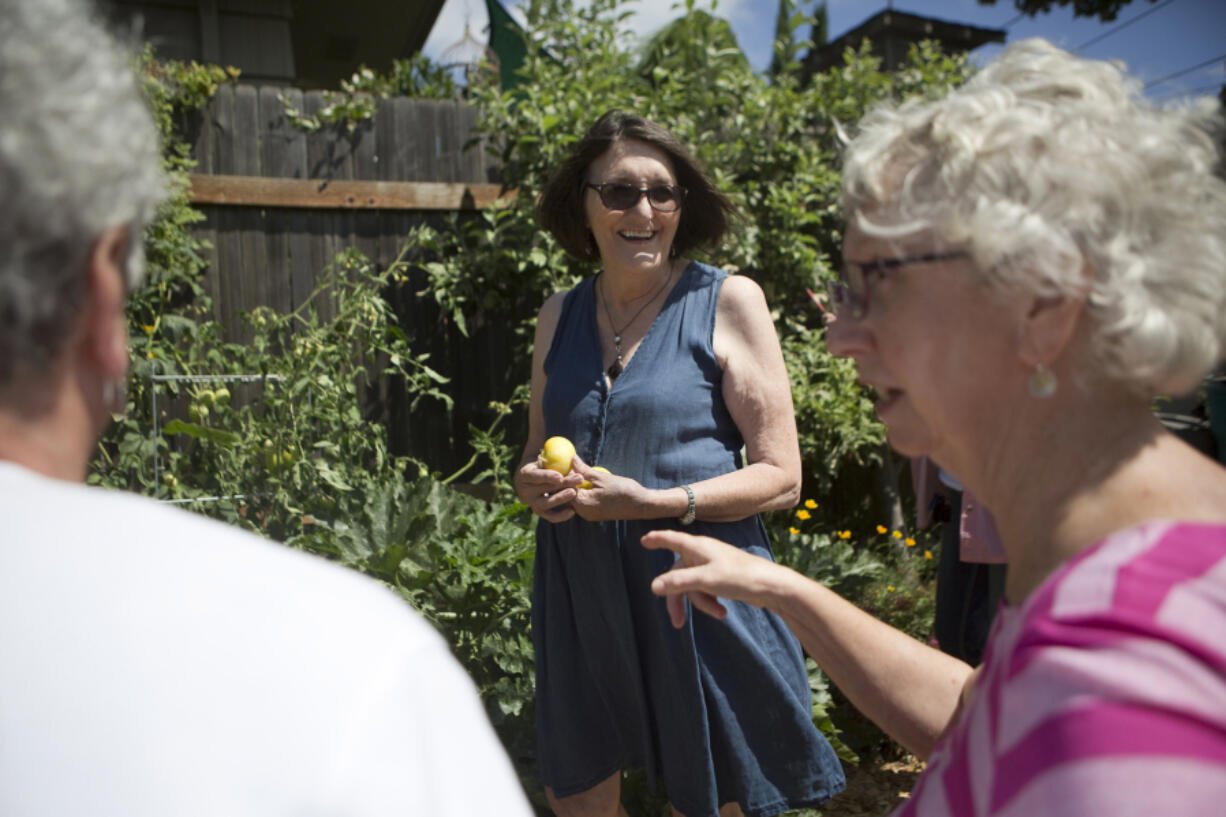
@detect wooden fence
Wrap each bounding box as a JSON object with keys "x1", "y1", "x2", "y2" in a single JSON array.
[{"x1": 183, "y1": 84, "x2": 522, "y2": 472}]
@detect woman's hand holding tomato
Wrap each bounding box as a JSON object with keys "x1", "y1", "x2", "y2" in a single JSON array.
[
  {"x1": 515, "y1": 457, "x2": 584, "y2": 523},
  {"x1": 516, "y1": 435, "x2": 647, "y2": 524},
  {"x1": 568, "y1": 454, "x2": 650, "y2": 522}
]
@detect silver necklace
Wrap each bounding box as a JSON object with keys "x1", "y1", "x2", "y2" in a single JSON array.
[{"x1": 599, "y1": 265, "x2": 674, "y2": 380}]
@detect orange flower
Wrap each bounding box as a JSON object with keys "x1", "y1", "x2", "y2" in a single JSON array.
[
  {"x1": 924, "y1": 550, "x2": 934, "y2": 560},
  {"x1": 905, "y1": 537, "x2": 917, "y2": 546},
  {"x1": 789, "y1": 527, "x2": 800, "y2": 535},
  {"x1": 838, "y1": 530, "x2": 851, "y2": 539},
  {"x1": 796, "y1": 509, "x2": 811, "y2": 521},
  {"x1": 876, "y1": 524, "x2": 888, "y2": 534},
  {"x1": 804, "y1": 499, "x2": 818, "y2": 510},
  {"x1": 892, "y1": 530, "x2": 903, "y2": 539}
]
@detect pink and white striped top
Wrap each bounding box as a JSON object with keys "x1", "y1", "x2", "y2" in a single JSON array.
[{"x1": 893, "y1": 521, "x2": 1226, "y2": 817}]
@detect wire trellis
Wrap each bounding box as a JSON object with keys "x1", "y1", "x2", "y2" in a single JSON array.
[{"x1": 150, "y1": 368, "x2": 284, "y2": 504}]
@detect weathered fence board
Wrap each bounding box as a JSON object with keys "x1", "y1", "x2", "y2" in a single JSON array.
[
  {"x1": 188, "y1": 175, "x2": 508, "y2": 209},
  {"x1": 184, "y1": 84, "x2": 516, "y2": 471}
]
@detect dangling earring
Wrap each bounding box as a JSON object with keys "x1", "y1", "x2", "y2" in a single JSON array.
[
  {"x1": 1028, "y1": 363, "x2": 1058, "y2": 399},
  {"x1": 101, "y1": 375, "x2": 128, "y2": 418}
]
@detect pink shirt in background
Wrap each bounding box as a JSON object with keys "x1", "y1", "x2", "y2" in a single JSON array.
[
  {"x1": 910, "y1": 457, "x2": 1006, "y2": 564},
  {"x1": 893, "y1": 521, "x2": 1226, "y2": 817}
]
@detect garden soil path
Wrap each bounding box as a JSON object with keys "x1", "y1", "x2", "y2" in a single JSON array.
[{"x1": 819, "y1": 756, "x2": 924, "y2": 817}]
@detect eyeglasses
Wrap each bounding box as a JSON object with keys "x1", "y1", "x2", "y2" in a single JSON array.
[
  {"x1": 827, "y1": 251, "x2": 968, "y2": 320},
  {"x1": 586, "y1": 182, "x2": 686, "y2": 213}
]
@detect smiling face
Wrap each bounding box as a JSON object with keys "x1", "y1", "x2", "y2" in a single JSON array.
[
  {"x1": 826, "y1": 219, "x2": 1026, "y2": 470},
  {"x1": 583, "y1": 139, "x2": 681, "y2": 275}
]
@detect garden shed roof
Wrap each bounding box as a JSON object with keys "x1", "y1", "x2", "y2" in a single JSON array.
[
  {"x1": 103, "y1": 0, "x2": 447, "y2": 88},
  {"x1": 802, "y1": 8, "x2": 1005, "y2": 77}
]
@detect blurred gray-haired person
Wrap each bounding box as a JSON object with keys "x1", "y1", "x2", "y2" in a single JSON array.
[{"x1": 0, "y1": 1, "x2": 533, "y2": 814}]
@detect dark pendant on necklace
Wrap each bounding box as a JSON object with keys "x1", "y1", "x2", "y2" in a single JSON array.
[
  {"x1": 599, "y1": 267, "x2": 673, "y2": 385},
  {"x1": 608, "y1": 334, "x2": 625, "y2": 379}
]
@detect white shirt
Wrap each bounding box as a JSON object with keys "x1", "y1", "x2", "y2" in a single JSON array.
[{"x1": 0, "y1": 462, "x2": 534, "y2": 816}]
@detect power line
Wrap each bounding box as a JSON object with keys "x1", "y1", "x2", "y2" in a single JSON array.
[
  {"x1": 1154, "y1": 82, "x2": 1225, "y2": 101},
  {"x1": 1145, "y1": 51, "x2": 1226, "y2": 89},
  {"x1": 1001, "y1": 11, "x2": 1027, "y2": 29},
  {"x1": 1075, "y1": 0, "x2": 1177, "y2": 53},
  {"x1": 1187, "y1": 82, "x2": 1225, "y2": 96}
]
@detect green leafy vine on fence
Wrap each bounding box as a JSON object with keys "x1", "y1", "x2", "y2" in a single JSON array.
[{"x1": 280, "y1": 54, "x2": 462, "y2": 133}]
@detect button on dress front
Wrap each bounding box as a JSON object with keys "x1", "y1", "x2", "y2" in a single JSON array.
[{"x1": 533, "y1": 262, "x2": 846, "y2": 817}]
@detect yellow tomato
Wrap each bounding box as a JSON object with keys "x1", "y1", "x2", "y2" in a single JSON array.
[
  {"x1": 537, "y1": 436, "x2": 576, "y2": 475},
  {"x1": 580, "y1": 465, "x2": 611, "y2": 490},
  {"x1": 264, "y1": 445, "x2": 296, "y2": 471}
]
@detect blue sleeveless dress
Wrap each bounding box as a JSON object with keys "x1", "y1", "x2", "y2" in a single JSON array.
[{"x1": 533, "y1": 262, "x2": 846, "y2": 817}]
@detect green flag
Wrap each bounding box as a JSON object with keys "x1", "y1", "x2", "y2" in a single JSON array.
[{"x1": 484, "y1": 0, "x2": 527, "y2": 91}]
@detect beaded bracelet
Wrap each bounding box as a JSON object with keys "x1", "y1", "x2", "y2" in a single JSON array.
[{"x1": 679, "y1": 484, "x2": 696, "y2": 526}]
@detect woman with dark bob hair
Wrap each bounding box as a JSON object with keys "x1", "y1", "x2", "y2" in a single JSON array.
[{"x1": 514, "y1": 110, "x2": 846, "y2": 816}]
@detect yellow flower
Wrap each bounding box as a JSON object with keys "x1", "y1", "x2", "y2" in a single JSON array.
[
  {"x1": 876, "y1": 524, "x2": 888, "y2": 534},
  {"x1": 804, "y1": 499, "x2": 818, "y2": 510},
  {"x1": 142, "y1": 324, "x2": 155, "y2": 334},
  {"x1": 789, "y1": 527, "x2": 800, "y2": 535},
  {"x1": 892, "y1": 530, "x2": 903, "y2": 539},
  {"x1": 887, "y1": 585, "x2": 895, "y2": 592},
  {"x1": 924, "y1": 550, "x2": 933, "y2": 560},
  {"x1": 905, "y1": 537, "x2": 917, "y2": 546},
  {"x1": 838, "y1": 530, "x2": 851, "y2": 539},
  {"x1": 796, "y1": 509, "x2": 811, "y2": 521}
]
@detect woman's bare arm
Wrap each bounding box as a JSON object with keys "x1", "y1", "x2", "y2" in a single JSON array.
[
  {"x1": 571, "y1": 274, "x2": 801, "y2": 523},
  {"x1": 514, "y1": 291, "x2": 584, "y2": 522}
]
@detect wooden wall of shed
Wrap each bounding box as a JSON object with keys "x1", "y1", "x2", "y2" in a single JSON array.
[
  {"x1": 105, "y1": 0, "x2": 296, "y2": 83},
  {"x1": 185, "y1": 84, "x2": 521, "y2": 474}
]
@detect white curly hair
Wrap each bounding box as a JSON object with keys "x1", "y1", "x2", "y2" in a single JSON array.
[
  {"x1": 0, "y1": 0, "x2": 166, "y2": 385},
  {"x1": 842, "y1": 38, "x2": 1226, "y2": 397}
]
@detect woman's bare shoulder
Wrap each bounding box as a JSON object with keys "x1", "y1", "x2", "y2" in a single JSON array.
[
  {"x1": 536, "y1": 288, "x2": 572, "y2": 331},
  {"x1": 717, "y1": 271, "x2": 766, "y2": 304},
  {"x1": 715, "y1": 272, "x2": 772, "y2": 334}
]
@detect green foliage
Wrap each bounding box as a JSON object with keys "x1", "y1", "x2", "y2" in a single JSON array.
[
  {"x1": 770, "y1": 499, "x2": 940, "y2": 642},
  {"x1": 127, "y1": 51, "x2": 233, "y2": 354},
  {"x1": 281, "y1": 55, "x2": 460, "y2": 133},
  {"x1": 783, "y1": 325, "x2": 885, "y2": 498},
  {"x1": 638, "y1": 8, "x2": 751, "y2": 81},
  {"x1": 977, "y1": 0, "x2": 1154, "y2": 22},
  {"x1": 98, "y1": 246, "x2": 455, "y2": 506},
  {"x1": 769, "y1": 497, "x2": 942, "y2": 762},
  {"x1": 299, "y1": 474, "x2": 538, "y2": 759}
]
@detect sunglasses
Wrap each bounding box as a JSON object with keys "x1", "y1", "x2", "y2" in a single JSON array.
[
  {"x1": 827, "y1": 251, "x2": 968, "y2": 320},
  {"x1": 586, "y1": 182, "x2": 686, "y2": 213}
]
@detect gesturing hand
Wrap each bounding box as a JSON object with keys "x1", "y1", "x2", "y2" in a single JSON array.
[{"x1": 640, "y1": 529, "x2": 783, "y2": 628}]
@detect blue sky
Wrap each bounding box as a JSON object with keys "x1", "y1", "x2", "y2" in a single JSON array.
[{"x1": 422, "y1": 0, "x2": 1225, "y2": 102}]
